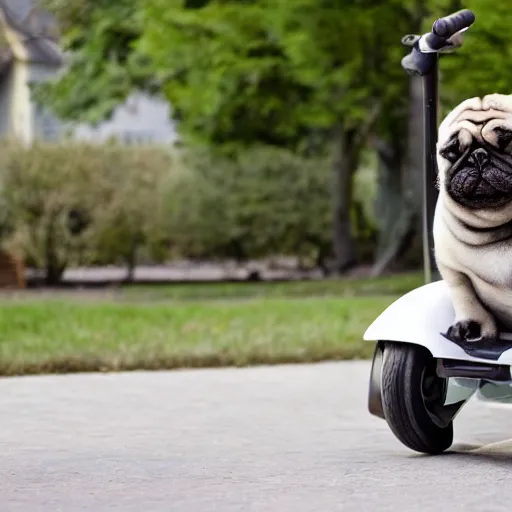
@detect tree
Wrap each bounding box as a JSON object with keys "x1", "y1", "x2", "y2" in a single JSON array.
[
  {"x1": 432, "y1": 0, "x2": 512, "y2": 108},
  {"x1": 39, "y1": 0, "x2": 368, "y2": 272},
  {"x1": 137, "y1": 0, "x2": 418, "y2": 273},
  {"x1": 35, "y1": 0, "x2": 154, "y2": 124},
  {"x1": 36, "y1": 0, "x2": 512, "y2": 275},
  {"x1": 369, "y1": 0, "x2": 426, "y2": 275},
  {"x1": 137, "y1": 1, "x2": 322, "y2": 151}
]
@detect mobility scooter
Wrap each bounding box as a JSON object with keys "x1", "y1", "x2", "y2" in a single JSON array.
[{"x1": 364, "y1": 9, "x2": 512, "y2": 455}]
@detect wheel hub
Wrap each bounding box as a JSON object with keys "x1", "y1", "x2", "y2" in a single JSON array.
[{"x1": 421, "y1": 360, "x2": 449, "y2": 427}]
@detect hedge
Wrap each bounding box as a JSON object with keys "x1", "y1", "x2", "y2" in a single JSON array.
[{"x1": 0, "y1": 140, "x2": 376, "y2": 283}]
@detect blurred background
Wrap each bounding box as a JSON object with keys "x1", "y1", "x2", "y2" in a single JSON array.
[{"x1": 0, "y1": 0, "x2": 508, "y2": 376}]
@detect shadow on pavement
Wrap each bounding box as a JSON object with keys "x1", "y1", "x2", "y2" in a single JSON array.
[{"x1": 409, "y1": 441, "x2": 512, "y2": 466}]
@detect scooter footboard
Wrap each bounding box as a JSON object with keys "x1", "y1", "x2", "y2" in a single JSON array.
[{"x1": 363, "y1": 280, "x2": 512, "y2": 365}]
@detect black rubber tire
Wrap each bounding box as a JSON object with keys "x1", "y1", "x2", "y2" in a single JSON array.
[{"x1": 381, "y1": 342, "x2": 453, "y2": 455}]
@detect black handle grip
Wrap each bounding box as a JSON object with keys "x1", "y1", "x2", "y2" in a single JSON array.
[{"x1": 432, "y1": 9, "x2": 475, "y2": 39}]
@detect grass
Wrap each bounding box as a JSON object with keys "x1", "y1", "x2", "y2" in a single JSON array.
[
  {"x1": 119, "y1": 271, "x2": 423, "y2": 301},
  {"x1": 0, "y1": 272, "x2": 423, "y2": 376}
]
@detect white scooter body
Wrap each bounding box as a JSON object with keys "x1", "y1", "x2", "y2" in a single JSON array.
[
  {"x1": 364, "y1": 280, "x2": 512, "y2": 416},
  {"x1": 364, "y1": 280, "x2": 512, "y2": 364}
]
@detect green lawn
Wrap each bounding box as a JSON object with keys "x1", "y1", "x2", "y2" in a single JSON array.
[
  {"x1": 0, "y1": 273, "x2": 422, "y2": 376},
  {"x1": 119, "y1": 271, "x2": 423, "y2": 301}
]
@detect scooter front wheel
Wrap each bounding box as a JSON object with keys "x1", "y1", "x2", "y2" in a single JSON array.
[{"x1": 381, "y1": 342, "x2": 453, "y2": 455}]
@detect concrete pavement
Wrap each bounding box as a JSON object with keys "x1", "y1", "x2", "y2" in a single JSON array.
[{"x1": 2, "y1": 361, "x2": 512, "y2": 511}]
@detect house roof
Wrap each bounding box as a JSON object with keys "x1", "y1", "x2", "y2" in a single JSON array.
[{"x1": 0, "y1": 0, "x2": 63, "y2": 67}]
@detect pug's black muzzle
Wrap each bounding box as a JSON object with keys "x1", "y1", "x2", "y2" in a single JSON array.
[{"x1": 446, "y1": 142, "x2": 512, "y2": 209}]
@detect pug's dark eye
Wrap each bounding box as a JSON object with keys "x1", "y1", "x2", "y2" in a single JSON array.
[
  {"x1": 493, "y1": 126, "x2": 512, "y2": 150},
  {"x1": 440, "y1": 139, "x2": 460, "y2": 162}
]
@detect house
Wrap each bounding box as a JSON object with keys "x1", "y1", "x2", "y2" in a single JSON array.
[{"x1": 0, "y1": 0, "x2": 179, "y2": 145}]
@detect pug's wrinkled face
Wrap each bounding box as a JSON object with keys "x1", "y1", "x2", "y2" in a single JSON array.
[{"x1": 437, "y1": 94, "x2": 512, "y2": 210}]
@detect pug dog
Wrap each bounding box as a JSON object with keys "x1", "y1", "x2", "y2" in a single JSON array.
[{"x1": 434, "y1": 94, "x2": 512, "y2": 352}]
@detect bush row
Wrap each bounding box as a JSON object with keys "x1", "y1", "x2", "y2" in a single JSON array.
[{"x1": 0, "y1": 141, "x2": 376, "y2": 283}]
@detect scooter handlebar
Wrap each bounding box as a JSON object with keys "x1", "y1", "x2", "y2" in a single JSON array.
[
  {"x1": 432, "y1": 9, "x2": 475, "y2": 39},
  {"x1": 402, "y1": 8, "x2": 475, "y2": 75}
]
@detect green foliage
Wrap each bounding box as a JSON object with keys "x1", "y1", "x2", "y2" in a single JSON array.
[
  {"x1": 35, "y1": 0, "x2": 414, "y2": 151},
  {"x1": 0, "y1": 141, "x2": 100, "y2": 282},
  {"x1": 83, "y1": 145, "x2": 180, "y2": 268},
  {"x1": 169, "y1": 146, "x2": 333, "y2": 262},
  {"x1": 428, "y1": 0, "x2": 512, "y2": 113},
  {"x1": 29, "y1": 0, "x2": 512, "y2": 275},
  {"x1": 136, "y1": 1, "x2": 318, "y2": 149},
  {"x1": 137, "y1": 0, "x2": 420, "y2": 151},
  {"x1": 0, "y1": 141, "x2": 178, "y2": 283},
  {"x1": 35, "y1": 0, "x2": 512, "y2": 147},
  {"x1": 167, "y1": 145, "x2": 376, "y2": 264},
  {"x1": 0, "y1": 141, "x2": 376, "y2": 282},
  {"x1": 34, "y1": 0, "x2": 154, "y2": 124}
]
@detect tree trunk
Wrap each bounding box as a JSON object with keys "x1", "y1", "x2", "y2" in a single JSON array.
[
  {"x1": 124, "y1": 239, "x2": 139, "y2": 283},
  {"x1": 371, "y1": 75, "x2": 423, "y2": 276},
  {"x1": 370, "y1": 140, "x2": 416, "y2": 276},
  {"x1": 45, "y1": 260, "x2": 65, "y2": 286},
  {"x1": 331, "y1": 127, "x2": 359, "y2": 274},
  {"x1": 45, "y1": 213, "x2": 66, "y2": 286}
]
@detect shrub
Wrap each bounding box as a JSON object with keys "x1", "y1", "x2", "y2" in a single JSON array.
[
  {"x1": 0, "y1": 140, "x2": 179, "y2": 284},
  {"x1": 0, "y1": 140, "x2": 377, "y2": 284},
  {"x1": 168, "y1": 145, "x2": 376, "y2": 267},
  {"x1": 84, "y1": 144, "x2": 182, "y2": 279}
]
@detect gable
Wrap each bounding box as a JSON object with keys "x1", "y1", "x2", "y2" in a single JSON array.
[
  {"x1": 0, "y1": 0, "x2": 34, "y2": 21},
  {"x1": 0, "y1": 1, "x2": 62, "y2": 67}
]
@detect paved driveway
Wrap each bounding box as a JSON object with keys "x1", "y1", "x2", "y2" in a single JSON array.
[{"x1": 2, "y1": 362, "x2": 512, "y2": 511}]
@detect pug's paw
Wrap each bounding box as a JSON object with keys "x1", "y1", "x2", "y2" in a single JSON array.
[
  {"x1": 445, "y1": 318, "x2": 498, "y2": 344},
  {"x1": 446, "y1": 320, "x2": 482, "y2": 343}
]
